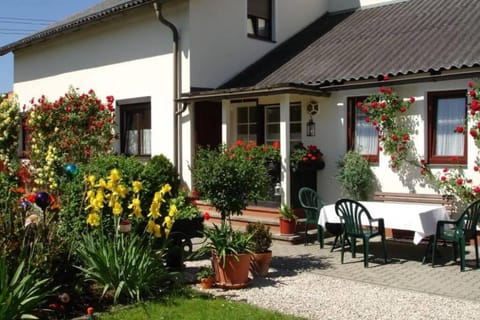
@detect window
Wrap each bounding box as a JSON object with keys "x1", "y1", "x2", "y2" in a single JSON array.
[
  {"x1": 235, "y1": 103, "x2": 300, "y2": 147},
  {"x1": 119, "y1": 98, "x2": 151, "y2": 156},
  {"x1": 247, "y1": 0, "x2": 272, "y2": 40},
  {"x1": 347, "y1": 97, "x2": 379, "y2": 162},
  {"x1": 427, "y1": 90, "x2": 467, "y2": 164},
  {"x1": 237, "y1": 106, "x2": 257, "y2": 142}
]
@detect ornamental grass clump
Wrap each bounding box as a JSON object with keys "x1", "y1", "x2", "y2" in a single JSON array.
[{"x1": 75, "y1": 169, "x2": 178, "y2": 304}]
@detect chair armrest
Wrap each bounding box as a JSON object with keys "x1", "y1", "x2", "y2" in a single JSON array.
[
  {"x1": 436, "y1": 219, "x2": 456, "y2": 234},
  {"x1": 369, "y1": 218, "x2": 385, "y2": 232}
]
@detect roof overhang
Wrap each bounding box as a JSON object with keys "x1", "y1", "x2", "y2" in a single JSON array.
[
  {"x1": 0, "y1": 0, "x2": 173, "y2": 56},
  {"x1": 178, "y1": 83, "x2": 330, "y2": 103}
]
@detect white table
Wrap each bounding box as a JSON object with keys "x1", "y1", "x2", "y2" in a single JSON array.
[{"x1": 318, "y1": 201, "x2": 450, "y2": 245}]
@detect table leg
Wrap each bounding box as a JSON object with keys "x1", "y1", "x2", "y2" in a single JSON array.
[
  {"x1": 422, "y1": 236, "x2": 442, "y2": 264},
  {"x1": 318, "y1": 225, "x2": 324, "y2": 249}
]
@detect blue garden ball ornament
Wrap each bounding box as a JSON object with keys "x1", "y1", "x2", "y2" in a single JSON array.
[
  {"x1": 20, "y1": 199, "x2": 31, "y2": 211},
  {"x1": 64, "y1": 163, "x2": 79, "y2": 177},
  {"x1": 35, "y1": 192, "x2": 51, "y2": 211}
]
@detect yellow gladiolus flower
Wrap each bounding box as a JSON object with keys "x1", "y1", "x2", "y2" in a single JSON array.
[
  {"x1": 128, "y1": 197, "x2": 142, "y2": 218},
  {"x1": 86, "y1": 175, "x2": 96, "y2": 187},
  {"x1": 132, "y1": 181, "x2": 142, "y2": 193},
  {"x1": 109, "y1": 169, "x2": 120, "y2": 182},
  {"x1": 112, "y1": 202, "x2": 123, "y2": 215},
  {"x1": 168, "y1": 204, "x2": 177, "y2": 217},
  {"x1": 146, "y1": 220, "x2": 156, "y2": 234},
  {"x1": 160, "y1": 184, "x2": 172, "y2": 195},
  {"x1": 117, "y1": 185, "x2": 128, "y2": 198},
  {"x1": 153, "y1": 223, "x2": 161, "y2": 238},
  {"x1": 86, "y1": 213, "x2": 100, "y2": 227}
]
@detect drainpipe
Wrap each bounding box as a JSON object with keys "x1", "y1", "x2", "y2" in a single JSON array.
[{"x1": 153, "y1": 1, "x2": 181, "y2": 170}]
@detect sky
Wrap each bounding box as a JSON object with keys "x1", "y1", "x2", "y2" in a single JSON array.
[{"x1": 0, "y1": 0, "x2": 101, "y2": 94}]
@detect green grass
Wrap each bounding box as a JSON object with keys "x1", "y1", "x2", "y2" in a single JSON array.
[{"x1": 98, "y1": 288, "x2": 306, "y2": 320}]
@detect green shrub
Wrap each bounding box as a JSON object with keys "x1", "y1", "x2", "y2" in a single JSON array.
[
  {"x1": 191, "y1": 145, "x2": 271, "y2": 221},
  {"x1": 140, "y1": 155, "x2": 180, "y2": 212},
  {"x1": 336, "y1": 150, "x2": 374, "y2": 200},
  {"x1": 58, "y1": 154, "x2": 146, "y2": 240}
]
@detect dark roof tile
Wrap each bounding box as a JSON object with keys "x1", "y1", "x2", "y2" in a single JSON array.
[{"x1": 222, "y1": 0, "x2": 480, "y2": 89}]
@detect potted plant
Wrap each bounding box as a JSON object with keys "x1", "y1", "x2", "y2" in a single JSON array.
[
  {"x1": 196, "y1": 223, "x2": 254, "y2": 288},
  {"x1": 290, "y1": 142, "x2": 325, "y2": 173},
  {"x1": 279, "y1": 204, "x2": 297, "y2": 235},
  {"x1": 196, "y1": 266, "x2": 215, "y2": 289},
  {"x1": 246, "y1": 222, "x2": 273, "y2": 277},
  {"x1": 191, "y1": 142, "x2": 271, "y2": 288}
]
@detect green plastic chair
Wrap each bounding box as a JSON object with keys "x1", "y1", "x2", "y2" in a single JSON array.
[
  {"x1": 298, "y1": 187, "x2": 325, "y2": 248},
  {"x1": 431, "y1": 199, "x2": 480, "y2": 272},
  {"x1": 335, "y1": 198, "x2": 387, "y2": 268}
]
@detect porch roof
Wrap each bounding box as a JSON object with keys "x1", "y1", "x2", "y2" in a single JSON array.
[{"x1": 184, "y1": 0, "x2": 480, "y2": 101}]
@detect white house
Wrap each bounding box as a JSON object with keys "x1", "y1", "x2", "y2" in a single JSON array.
[{"x1": 1, "y1": 0, "x2": 480, "y2": 208}]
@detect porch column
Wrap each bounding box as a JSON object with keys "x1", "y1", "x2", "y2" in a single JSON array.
[
  {"x1": 279, "y1": 94, "x2": 291, "y2": 206},
  {"x1": 221, "y1": 99, "x2": 231, "y2": 144}
]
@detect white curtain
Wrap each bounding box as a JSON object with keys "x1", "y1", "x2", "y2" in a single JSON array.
[
  {"x1": 436, "y1": 98, "x2": 464, "y2": 156},
  {"x1": 355, "y1": 113, "x2": 378, "y2": 155},
  {"x1": 126, "y1": 129, "x2": 151, "y2": 155}
]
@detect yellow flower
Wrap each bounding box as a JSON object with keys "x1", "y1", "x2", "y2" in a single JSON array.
[
  {"x1": 97, "y1": 178, "x2": 107, "y2": 189},
  {"x1": 146, "y1": 220, "x2": 156, "y2": 234},
  {"x1": 86, "y1": 175, "x2": 96, "y2": 187},
  {"x1": 128, "y1": 197, "x2": 142, "y2": 218},
  {"x1": 160, "y1": 184, "x2": 172, "y2": 195},
  {"x1": 86, "y1": 213, "x2": 100, "y2": 227},
  {"x1": 112, "y1": 202, "x2": 123, "y2": 215},
  {"x1": 168, "y1": 204, "x2": 177, "y2": 217},
  {"x1": 132, "y1": 181, "x2": 143, "y2": 193},
  {"x1": 117, "y1": 185, "x2": 128, "y2": 198},
  {"x1": 109, "y1": 169, "x2": 121, "y2": 183},
  {"x1": 153, "y1": 223, "x2": 161, "y2": 238}
]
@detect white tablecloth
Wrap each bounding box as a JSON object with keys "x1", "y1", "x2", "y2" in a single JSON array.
[{"x1": 318, "y1": 201, "x2": 450, "y2": 245}]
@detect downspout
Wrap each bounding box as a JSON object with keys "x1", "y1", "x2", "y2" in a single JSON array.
[{"x1": 153, "y1": 1, "x2": 181, "y2": 170}]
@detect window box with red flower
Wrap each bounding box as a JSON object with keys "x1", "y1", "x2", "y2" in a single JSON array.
[{"x1": 290, "y1": 143, "x2": 325, "y2": 173}]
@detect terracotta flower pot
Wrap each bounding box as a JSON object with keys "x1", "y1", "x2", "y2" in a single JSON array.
[
  {"x1": 200, "y1": 276, "x2": 215, "y2": 289},
  {"x1": 279, "y1": 218, "x2": 296, "y2": 235},
  {"x1": 212, "y1": 253, "x2": 251, "y2": 289},
  {"x1": 250, "y1": 251, "x2": 272, "y2": 277}
]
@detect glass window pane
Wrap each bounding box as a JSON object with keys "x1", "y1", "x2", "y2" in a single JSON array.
[
  {"x1": 238, "y1": 107, "x2": 249, "y2": 123},
  {"x1": 355, "y1": 112, "x2": 378, "y2": 155},
  {"x1": 290, "y1": 123, "x2": 301, "y2": 140},
  {"x1": 266, "y1": 107, "x2": 280, "y2": 122},
  {"x1": 290, "y1": 105, "x2": 301, "y2": 121},
  {"x1": 266, "y1": 124, "x2": 279, "y2": 141},
  {"x1": 248, "y1": 107, "x2": 256, "y2": 122},
  {"x1": 237, "y1": 124, "x2": 248, "y2": 135},
  {"x1": 435, "y1": 98, "x2": 465, "y2": 156}
]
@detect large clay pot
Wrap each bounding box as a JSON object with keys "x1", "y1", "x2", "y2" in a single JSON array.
[
  {"x1": 279, "y1": 218, "x2": 296, "y2": 235},
  {"x1": 250, "y1": 251, "x2": 272, "y2": 277},
  {"x1": 212, "y1": 253, "x2": 251, "y2": 289}
]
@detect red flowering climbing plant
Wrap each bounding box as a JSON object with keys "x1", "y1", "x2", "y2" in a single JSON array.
[
  {"x1": 359, "y1": 86, "x2": 415, "y2": 169},
  {"x1": 361, "y1": 80, "x2": 480, "y2": 204}
]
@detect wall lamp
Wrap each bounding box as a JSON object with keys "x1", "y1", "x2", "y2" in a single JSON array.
[{"x1": 306, "y1": 101, "x2": 318, "y2": 137}]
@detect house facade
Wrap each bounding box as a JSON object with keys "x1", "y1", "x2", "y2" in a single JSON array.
[{"x1": 2, "y1": 0, "x2": 480, "y2": 207}]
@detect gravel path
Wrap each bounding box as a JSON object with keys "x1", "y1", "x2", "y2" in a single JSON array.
[{"x1": 185, "y1": 254, "x2": 480, "y2": 320}]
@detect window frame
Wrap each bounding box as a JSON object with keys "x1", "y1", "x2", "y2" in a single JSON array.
[
  {"x1": 347, "y1": 96, "x2": 379, "y2": 163},
  {"x1": 118, "y1": 97, "x2": 152, "y2": 158},
  {"x1": 427, "y1": 90, "x2": 467, "y2": 165},
  {"x1": 247, "y1": 0, "x2": 273, "y2": 41}
]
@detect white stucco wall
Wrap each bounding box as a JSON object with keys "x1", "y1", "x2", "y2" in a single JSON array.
[
  {"x1": 328, "y1": 0, "x2": 407, "y2": 12},
  {"x1": 188, "y1": 0, "x2": 329, "y2": 88},
  {"x1": 311, "y1": 77, "x2": 480, "y2": 204},
  {"x1": 13, "y1": 4, "x2": 189, "y2": 166}
]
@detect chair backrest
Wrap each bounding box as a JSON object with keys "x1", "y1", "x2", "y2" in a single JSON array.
[
  {"x1": 298, "y1": 187, "x2": 324, "y2": 223},
  {"x1": 458, "y1": 199, "x2": 480, "y2": 238},
  {"x1": 335, "y1": 198, "x2": 373, "y2": 236}
]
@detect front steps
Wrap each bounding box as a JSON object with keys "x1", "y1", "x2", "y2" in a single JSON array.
[{"x1": 195, "y1": 201, "x2": 319, "y2": 244}]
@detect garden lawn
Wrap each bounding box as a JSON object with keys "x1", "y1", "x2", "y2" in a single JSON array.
[{"x1": 98, "y1": 290, "x2": 306, "y2": 320}]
